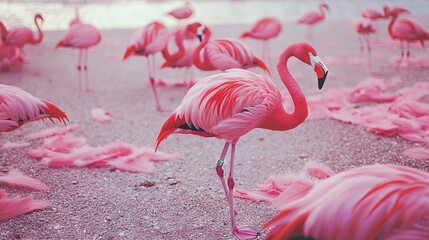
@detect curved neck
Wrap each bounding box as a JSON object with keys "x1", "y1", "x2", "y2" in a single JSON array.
[
  {"x1": 388, "y1": 15, "x2": 397, "y2": 39},
  {"x1": 262, "y1": 46, "x2": 308, "y2": 131},
  {"x1": 319, "y1": 5, "x2": 327, "y2": 19},
  {"x1": 193, "y1": 28, "x2": 215, "y2": 71},
  {"x1": 32, "y1": 16, "x2": 43, "y2": 44},
  {"x1": 162, "y1": 29, "x2": 186, "y2": 63}
]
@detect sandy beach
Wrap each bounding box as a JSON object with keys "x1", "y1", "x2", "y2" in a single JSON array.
[{"x1": 1, "y1": 4, "x2": 429, "y2": 239}]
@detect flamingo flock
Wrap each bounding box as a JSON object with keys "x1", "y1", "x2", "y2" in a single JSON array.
[{"x1": 1, "y1": 1, "x2": 429, "y2": 239}]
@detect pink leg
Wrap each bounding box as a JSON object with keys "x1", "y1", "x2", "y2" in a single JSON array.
[
  {"x1": 147, "y1": 55, "x2": 164, "y2": 112},
  {"x1": 364, "y1": 35, "x2": 371, "y2": 53},
  {"x1": 77, "y1": 49, "x2": 83, "y2": 92},
  {"x1": 220, "y1": 143, "x2": 258, "y2": 239},
  {"x1": 358, "y1": 34, "x2": 364, "y2": 53},
  {"x1": 84, "y1": 49, "x2": 90, "y2": 92}
]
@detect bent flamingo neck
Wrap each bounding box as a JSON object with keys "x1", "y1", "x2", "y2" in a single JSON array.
[
  {"x1": 193, "y1": 28, "x2": 215, "y2": 71},
  {"x1": 319, "y1": 5, "x2": 327, "y2": 19},
  {"x1": 388, "y1": 15, "x2": 398, "y2": 39},
  {"x1": 32, "y1": 15, "x2": 43, "y2": 44},
  {"x1": 162, "y1": 29, "x2": 186, "y2": 63}
]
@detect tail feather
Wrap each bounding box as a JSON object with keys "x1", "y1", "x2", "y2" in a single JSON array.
[
  {"x1": 0, "y1": 169, "x2": 49, "y2": 191},
  {"x1": 240, "y1": 32, "x2": 249, "y2": 39},
  {"x1": 123, "y1": 45, "x2": 137, "y2": 60},
  {"x1": 0, "y1": 96, "x2": 6, "y2": 104},
  {"x1": 0, "y1": 192, "x2": 51, "y2": 221},
  {"x1": 254, "y1": 57, "x2": 271, "y2": 75},
  {"x1": 155, "y1": 113, "x2": 185, "y2": 151},
  {"x1": 41, "y1": 100, "x2": 69, "y2": 125},
  {"x1": 54, "y1": 40, "x2": 63, "y2": 50}
]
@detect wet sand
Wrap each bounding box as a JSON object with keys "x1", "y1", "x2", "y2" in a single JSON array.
[{"x1": 1, "y1": 17, "x2": 429, "y2": 239}]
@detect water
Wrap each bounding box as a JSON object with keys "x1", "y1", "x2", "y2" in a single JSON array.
[{"x1": 1, "y1": 0, "x2": 428, "y2": 30}]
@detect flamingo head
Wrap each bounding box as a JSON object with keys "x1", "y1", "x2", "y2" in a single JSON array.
[
  {"x1": 321, "y1": 2, "x2": 330, "y2": 12},
  {"x1": 186, "y1": 22, "x2": 207, "y2": 42},
  {"x1": 35, "y1": 14, "x2": 44, "y2": 23},
  {"x1": 294, "y1": 42, "x2": 328, "y2": 89}
]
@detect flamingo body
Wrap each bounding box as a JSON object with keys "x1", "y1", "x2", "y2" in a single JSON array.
[
  {"x1": 156, "y1": 42, "x2": 328, "y2": 239},
  {"x1": 263, "y1": 164, "x2": 429, "y2": 240},
  {"x1": 0, "y1": 84, "x2": 68, "y2": 132},
  {"x1": 56, "y1": 24, "x2": 101, "y2": 50},
  {"x1": 168, "y1": 2, "x2": 193, "y2": 20},
  {"x1": 241, "y1": 17, "x2": 282, "y2": 40},
  {"x1": 0, "y1": 44, "x2": 22, "y2": 69},
  {"x1": 297, "y1": 2, "x2": 329, "y2": 26},
  {"x1": 4, "y1": 14, "x2": 43, "y2": 48},
  {"x1": 390, "y1": 18, "x2": 429, "y2": 46},
  {"x1": 361, "y1": 8, "x2": 385, "y2": 20}
]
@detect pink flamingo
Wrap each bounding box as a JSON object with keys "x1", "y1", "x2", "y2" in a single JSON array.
[
  {"x1": 0, "y1": 84, "x2": 68, "y2": 132},
  {"x1": 167, "y1": 1, "x2": 194, "y2": 21},
  {"x1": 385, "y1": 6, "x2": 429, "y2": 62},
  {"x1": 0, "y1": 44, "x2": 23, "y2": 69},
  {"x1": 353, "y1": 18, "x2": 376, "y2": 53},
  {"x1": 123, "y1": 21, "x2": 170, "y2": 112},
  {"x1": 0, "y1": 22, "x2": 7, "y2": 42},
  {"x1": 3, "y1": 14, "x2": 43, "y2": 59},
  {"x1": 297, "y1": 2, "x2": 329, "y2": 40},
  {"x1": 188, "y1": 23, "x2": 270, "y2": 74},
  {"x1": 55, "y1": 10, "x2": 101, "y2": 92},
  {"x1": 155, "y1": 42, "x2": 328, "y2": 239},
  {"x1": 263, "y1": 164, "x2": 429, "y2": 240},
  {"x1": 161, "y1": 22, "x2": 200, "y2": 87},
  {"x1": 240, "y1": 17, "x2": 282, "y2": 61}
]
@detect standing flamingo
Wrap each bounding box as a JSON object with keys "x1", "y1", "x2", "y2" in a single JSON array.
[
  {"x1": 167, "y1": 1, "x2": 194, "y2": 22},
  {"x1": 155, "y1": 42, "x2": 328, "y2": 239},
  {"x1": 386, "y1": 7, "x2": 429, "y2": 62},
  {"x1": 161, "y1": 22, "x2": 200, "y2": 87},
  {"x1": 297, "y1": 2, "x2": 329, "y2": 40},
  {"x1": 353, "y1": 18, "x2": 376, "y2": 53},
  {"x1": 0, "y1": 84, "x2": 68, "y2": 132},
  {"x1": 263, "y1": 164, "x2": 429, "y2": 240},
  {"x1": 123, "y1": 21, "x2": 170, "y2": 112},
  {"x1": 188, "y1": 23, "x2": 270, "y2": 74},
  {"x1": 240, "y1": 17, "x2": 282, "y2": 61},
  {"x1": 55, "y1": 9, "x2": 101, "y2": 92},
  {"x1": 3, "y1": 14, "x2": 43, "y2": 59}
]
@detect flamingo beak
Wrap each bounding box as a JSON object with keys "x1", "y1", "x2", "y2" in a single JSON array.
[
  {"x1": 197, "y1": 34, "x2": 202, "y2": 42},
  {"x1": 310, "y1": 54, "x2": 328, "y2": 90}
]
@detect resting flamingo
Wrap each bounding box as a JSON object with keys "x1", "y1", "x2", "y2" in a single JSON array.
[
  {"x1": 188, "y1": 23, "x2": 270, "y2": 74},
  {"x1": 385, "y1": 6, "x2": 429, "y2": 62},
  {"x1": 240, "y1": 17, "x2": 282, "y2": 61},
  {"x1": 263, "y1": 164, "x2": 429, "y2": 240},
  {"x1": 0, "y1": 84, "x2": 68, "y2": 132},
  {"x1": 155, "y1": 42, "x2": 328, "y2": 239},
  {"x1": 123, "y1": 21, "x2": 170, "y2": 112},
  {"x1": 3, "y1": 14, "x2": 43, "y2": 59},
  {"x1": 55, "y1": 9, "x2": 101, "y2": 92},
  {"x1": 297, "y1": 2, "x2": 329, "y2": 40},
  {"x1": 161, "y1": 22, "x2": 200, "y2": 87},
  {"x1": 167, "y1": 1, "x2": 193, "y2": 21},
  {"x1": 353, "y1": 18, "x2": 376, "y2": 53}
]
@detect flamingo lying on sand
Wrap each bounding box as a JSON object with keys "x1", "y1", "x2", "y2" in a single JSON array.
[
  {"x1": 263, "y1": 164, "x2": 429, "y2": 240},
  {"x1": 0, "y1": 84, "x2": 68, "y2": 132},
  {"x1": 161, "y1": 22, "x2": 200, "y2": 87},
  {"x1": 123, "y1": 21, "x2": 170, "y2": 112},
  {"x1": 240, "y1": 17, "x2": 282, "y2": 61},
  {"x1": 55, "y1": 9, "x2": 101, "y2": 92},
  {"x1": 353, "y1": 18, "x2": 376, "y2": 52},
  {"x1": 167, "y1": 1, "x2": 193, "y2": 21},
  {"x1": 155, "y1": 42, "x2": 328, "y2": 239},
  {"x1": 297, "y1": 2, "x2": 329, "y2": 40},
  {"x1": 385, "y1": 6, "x2": 429, "y2": 62},
  {"x1": 188, "y1": 23, "x2": 270, "y2": 74},
  {"x1": 2, "y1": 14, "x2": 43, "y2": 59}
]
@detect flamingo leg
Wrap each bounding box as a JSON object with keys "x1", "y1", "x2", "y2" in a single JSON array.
[
  {"x1": 225, "y1": 143, "x2": 258, "y2": 239},
  {"x1": 364, "y1": 34, "x2": 371, "y2": 53},
  {"x1": 84, "y1": 49, "x2": 90, "y2": 92},
  {"x1": 147, "y1": 55, "x2": 163, "y2": 112},
  {"x1": 358, "y1": 34, "x2": 364, "y2": 53},
  {"x1": 77, "y1": 49, "x2": 83, "y2": 92}
]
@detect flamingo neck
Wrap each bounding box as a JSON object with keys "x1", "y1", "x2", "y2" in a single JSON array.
[
  {"x1": 193, "y1": 28, "x2": 215, "y2": 71},
  {"x1": 162, "y1": 29, "x2": 186, "y2": 63},
  {"x1": 261, "y1": 46, "x2": 308, "y2": 131},
  {"x1": 388, "y1": 15, "x2": 398, "y2": 39},
  {"x1": 32, "y1": 16, "x2": 43, "y2": 44},
  {"x1": 319, "y1": 5, "x2": 327, "y2": 19}
]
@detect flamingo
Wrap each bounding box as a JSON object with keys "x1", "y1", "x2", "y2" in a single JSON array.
[
  {"x1": 240, "y1": 17, "x2": 282, "y2": 61},
  {"x1": 155, "y1": 42, "x2": 328, "y2": 239},
  {"x1": 263, "y1": 164, "x2": 429, "y2": 240},
  {"x1": 297, "y1": 2, "x2": 329, "y2": 40},
  {"x1": 161, "y1": 22, "x2": 200, "y2": 87},
  {"x1": 0, "y1": 44, "x2": 23, "y2": 69},
  {"x1": 353, "y1": 18, "x2": 376, "y2": 53},
  {"x1": 188, "y1": 23, "x2": 270, "y2": 74},
  {"x1": 0, "y1": 84, "x2": 68, "y2": 132},
  {"x1": 385, "y1": 6, "x2": 429, "y2": 62},
  {"x1": 123, "y1": 21, "x2": 170, "y2": 112},
  {"x1": 3, "y1": 14, "x2": 43, "y2": 60},
  {"x1": 167, "y1": 1, "x2": 194, "y2": 21},
  {"x1": 55, "y1": 9, "x2": 101, "y2": 92},
  {"x1": 0, "y1": 22, "x2": 7, "y2": 42}
]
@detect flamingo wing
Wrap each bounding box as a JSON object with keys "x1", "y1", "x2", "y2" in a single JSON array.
[
  {"x1": 297, "y1": 12, "x2": 321, "y2": 25},
  {"x1": 128, "y1": 22, "x2": 169, "y2": 55},
  {"x1": 392, "y1": 18, "x2": 429, "y2": 42},
  {"x1": 5, "y1": 27, "x2": 33, "y2": 46},
  {"x1": 57, "y1": 24, "x2": 101, "y2": 49},
  {"x1": 247, "y1": 18, "x2": 282, "y2": 39},
  {"x1": 156, "y1": 69, "x2": 281, "y2": 148}
]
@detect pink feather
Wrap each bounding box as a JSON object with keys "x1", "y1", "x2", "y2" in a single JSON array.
[
  {"x1": 25, "y1": 124, "x2": 77, "y2": 140},
  {"x1": 0, "y1": 169, "x2": 49, "y2": 191},
  {"x1": 403, "y1": 147, "x2": 429, "y2": 160},
  {"x1": 91, "y1": 108, "x2": 111, "y2": 122},
  {"x1": 0, "y1": 190, "x2": 51, "y2": 221},
  {"x1": 1, "y1": 141, "x2": 30, "y2": 150}
]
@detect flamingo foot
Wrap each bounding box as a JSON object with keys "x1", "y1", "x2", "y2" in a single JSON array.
[{"x1": 232, "y1": 225, "x2": 259, "y2": 240}]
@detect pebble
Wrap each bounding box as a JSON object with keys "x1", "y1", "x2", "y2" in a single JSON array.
[
  {"x1": 53, "y1": 225, "x2": 61, "y2": 230},
  {"x1": 118, "y1": 232, "x2": 125, "y2": 237}
]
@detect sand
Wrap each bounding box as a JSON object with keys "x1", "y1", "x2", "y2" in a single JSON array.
[{"x1": 1, "y1": 16, "x2": 429, "y2": 240}]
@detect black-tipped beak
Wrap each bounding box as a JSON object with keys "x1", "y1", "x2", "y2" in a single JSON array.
[
  {"x1": 318, "y1": 71, "x2": 328, "y2": 90},
  {"x1": 197, "y1": 34, "x2": 202, "y2": 42}
]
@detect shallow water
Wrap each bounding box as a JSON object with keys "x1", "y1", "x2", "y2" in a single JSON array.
[{"x1": 1, "y1": 0, "x2": 429, "y2": 30}]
